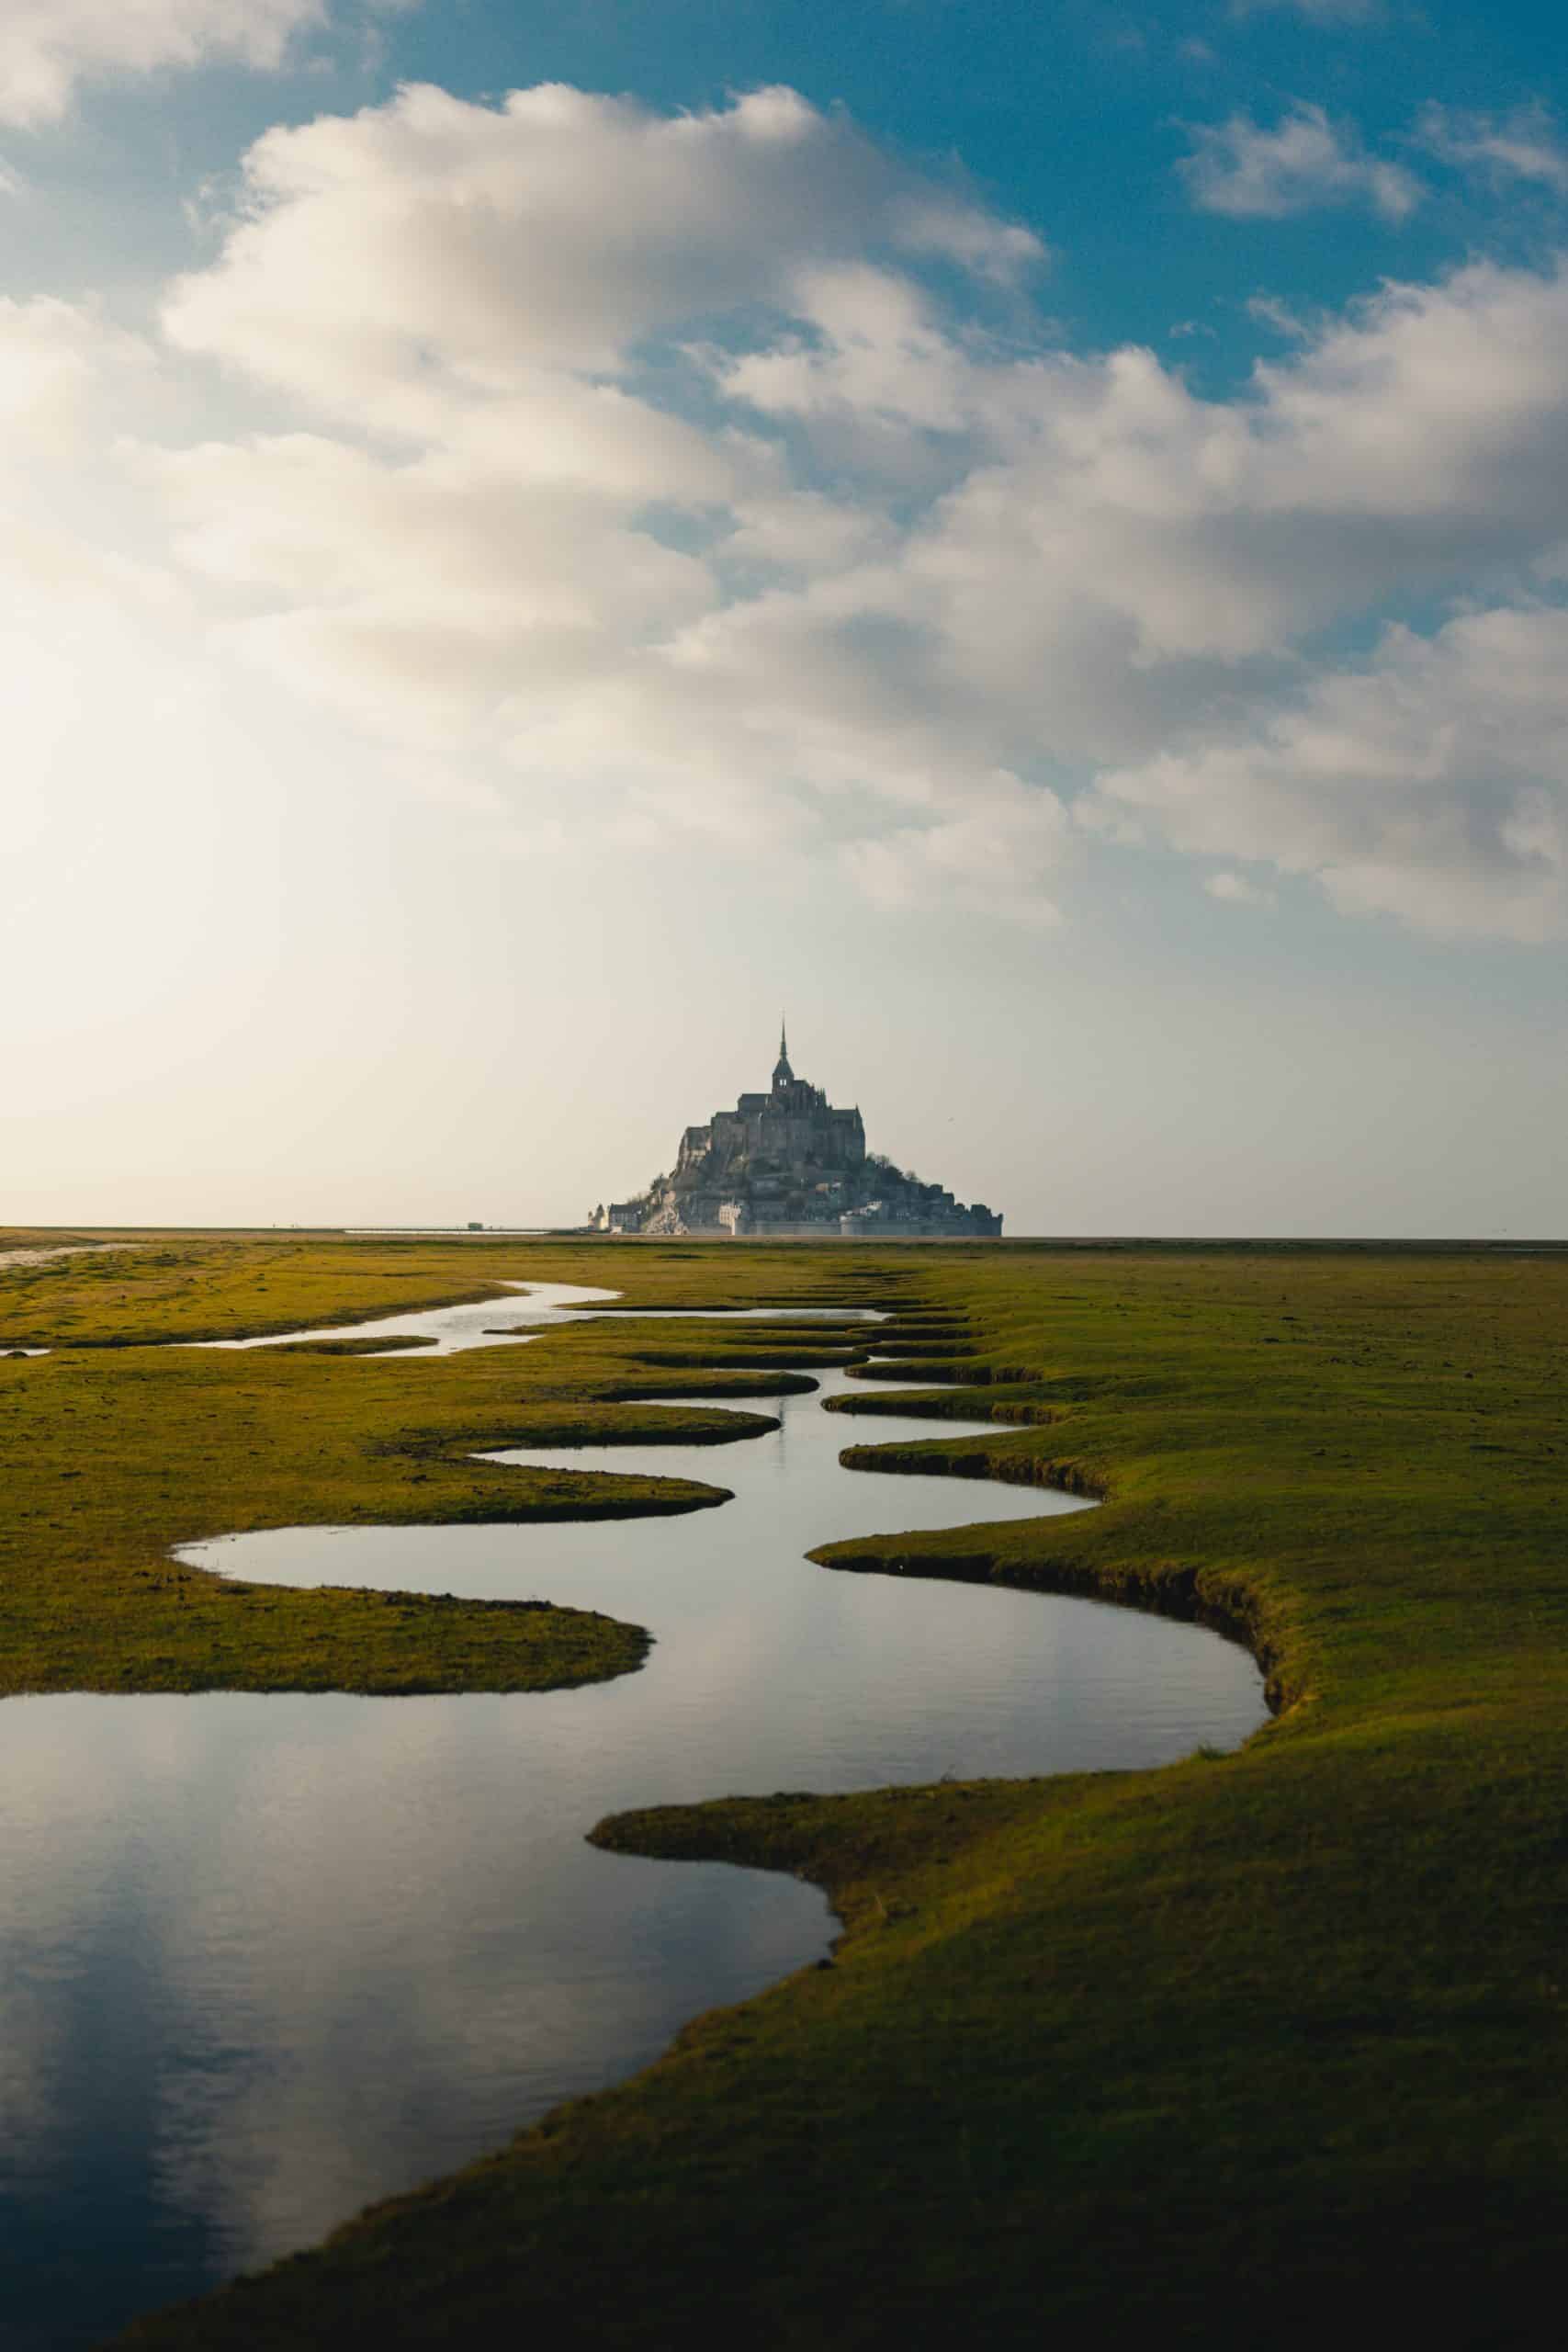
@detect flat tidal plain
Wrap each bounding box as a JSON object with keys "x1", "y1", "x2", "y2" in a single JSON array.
[{"x1": 7, "y1": 1234, "x2": 1568, "y2": 2347}]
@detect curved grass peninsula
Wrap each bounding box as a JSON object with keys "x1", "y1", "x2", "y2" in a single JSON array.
[{"x1": 4, "y1": 1235, "x2": 1566, "y2": 2346}]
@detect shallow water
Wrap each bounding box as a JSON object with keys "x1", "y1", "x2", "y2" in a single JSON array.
[
  {"x1": 194, "y1": 1278, "x2": 621, "y2": 1355},
  {"x1": 195, "y1": 1278, "x2": 863, "y2": 1357},
  {"x1": 2, "y1": 1292, "x2": 1267, "y2": 2351}
]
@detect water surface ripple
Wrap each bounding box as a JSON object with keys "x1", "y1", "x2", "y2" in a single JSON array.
[{"x1": 1, "y1": 1287, "x2": 1266, "y2": 2350}]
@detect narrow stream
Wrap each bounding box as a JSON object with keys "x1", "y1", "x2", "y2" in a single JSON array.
[{"x1": 1, "y1": 1288, "x2": 1267, "y2": 2351}]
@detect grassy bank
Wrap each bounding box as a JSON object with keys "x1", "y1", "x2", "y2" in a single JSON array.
[
  {"x1": 105, "y1": 1242, "x2": 1568, "y2": 2347},
  {"x1": 0, "y1": 1234, "x2": 869, "y2": 1695}
]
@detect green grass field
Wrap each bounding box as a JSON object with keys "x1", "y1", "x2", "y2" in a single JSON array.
[
  {"x1": 8, "y1": 1235, "x2": 1566, "y2": 2346},
  {"x1": 0, "y1": 1234, "x2": 887, "y2": 1695}
]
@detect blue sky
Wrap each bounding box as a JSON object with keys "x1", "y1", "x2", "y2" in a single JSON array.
[{"x1": 4, "y1": 0, "x2": 1568, "y2": 1232}]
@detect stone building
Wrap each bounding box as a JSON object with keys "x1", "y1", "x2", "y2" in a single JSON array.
[{"x1": 591, "y1": 1026, "x2": 1002, "y2": 1238}]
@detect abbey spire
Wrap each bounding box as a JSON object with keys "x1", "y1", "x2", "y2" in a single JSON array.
[{"x1": 773, "y1": 1015, "x2": 795, "y2": 1090}]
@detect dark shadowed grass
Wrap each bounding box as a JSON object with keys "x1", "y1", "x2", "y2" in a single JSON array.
[{"x1": 20, "y1": 1236, "x2": 1568, "y2": 2347}]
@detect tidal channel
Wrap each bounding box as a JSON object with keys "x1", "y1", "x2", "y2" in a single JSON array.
[{"x1": 2, "y1": 1286, "x2": 1268, "y2": 2350}]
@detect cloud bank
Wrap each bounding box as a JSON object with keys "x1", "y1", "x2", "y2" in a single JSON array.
[
  {"x1": 0, "y1": 0, "x2": 326, "y2": 126},
  {"x1": 19, "y1": 80, "x2": 1568, "y2": 939}
]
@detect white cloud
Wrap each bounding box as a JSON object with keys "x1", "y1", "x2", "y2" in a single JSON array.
[
  {"x1": 148, "y1": 427, "x2": 723, "y2": 739},
  {"x1": 20, "y1": 79, "x2": 1566, "y2": 941},
  {"x1": 141, "y1": 85, "x2": 1070, "y2": 909},
  {"x1": 1416, "y1": 102, "x2": 1568, "y2": 194},
  {"x1": 0, "y1": 304, "x2": 185, "y2": 698},
  {"x1": 162, "y1": 83, "x2": 1043, "y2": 413},
  {"x1": 0, "y1": 295, "x2": 156, "y2": 435},
  {"x1": 1179, "y1": 103, "x2": 1421, "y2": 220},
  {"x1": 898, "y1": 258, "x2": 1568, "y2": 685},
  {"x1": 843, "y1": 775, "x2": 1071, "y2": 923},
  {"x1": 1095, "y1": 608, "x2": 1568, "y2": 940},
  {"x1": 0, "y1": 0, "x2": 325, "y2": 128}
]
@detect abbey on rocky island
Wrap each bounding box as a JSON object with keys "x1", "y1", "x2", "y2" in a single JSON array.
[{"x1": 590, "y1": 1026, "x2": 1002, "y2": 1239}]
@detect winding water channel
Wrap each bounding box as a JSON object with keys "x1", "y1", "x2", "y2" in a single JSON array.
[{"x1": 2, "y1": 1286, "x2": 1267, "y2": 2350}]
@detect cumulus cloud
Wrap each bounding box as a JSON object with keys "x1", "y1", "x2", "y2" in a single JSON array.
[
  {"x1": 1416, "y1": 102, "x2": 1568, "y2": 194},
  {"x1": 0, "y1": 295, "x2": 164, "y2": 479},
  {"x1": 1095, "y1": 608, "x2": 1568, "y2": 940},
  {"x1": 891, "y1": 258, "x2": 1568, "y2": 695},
  {"x1": 162, "y1": 83, "x2": 1043, "y2": 412},
  {"x1": 40, "y1": 77, "x2": 1568, "y2": 938},
  {"x1": 0, "y1": 0, "x2": 324, "y2": 128},
  {"x1": 149, "y1": 426, "x2": 724, "y2": 740},
  {"x1": 140, "y1": 85, "x2": 1077, "y2": 910},
  {"x1": 1179, "y1": 102, "x2": 1421, "y2": 220}
]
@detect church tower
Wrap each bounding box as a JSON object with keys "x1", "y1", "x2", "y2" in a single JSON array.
[{"x1": 772, "y1": 1016, "x2": 795, "y2": 1092}]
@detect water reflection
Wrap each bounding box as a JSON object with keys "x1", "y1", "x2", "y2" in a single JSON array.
[
  {"x1": 2, "y1": 1306, "x2": 1268, "y2": 2351},
  {"x1": 2, "y1": 1691, "x2": 822, "y2": 2352},
  {"x1": 195, "y1": 1281, "x2": 865, "y2": 1358},
  {"x1": 195, "y1": 1279, "x2": 620, "y2": 1356}
]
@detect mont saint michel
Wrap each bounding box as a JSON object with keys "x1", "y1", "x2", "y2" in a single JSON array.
[{"x1": 591, "y1": 1027, "x2": 1002, "y2": 1238}]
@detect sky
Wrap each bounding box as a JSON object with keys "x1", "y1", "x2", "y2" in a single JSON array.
[{"x1": 4, "y1": 0, "x2": 1568, "y2": 1236}]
